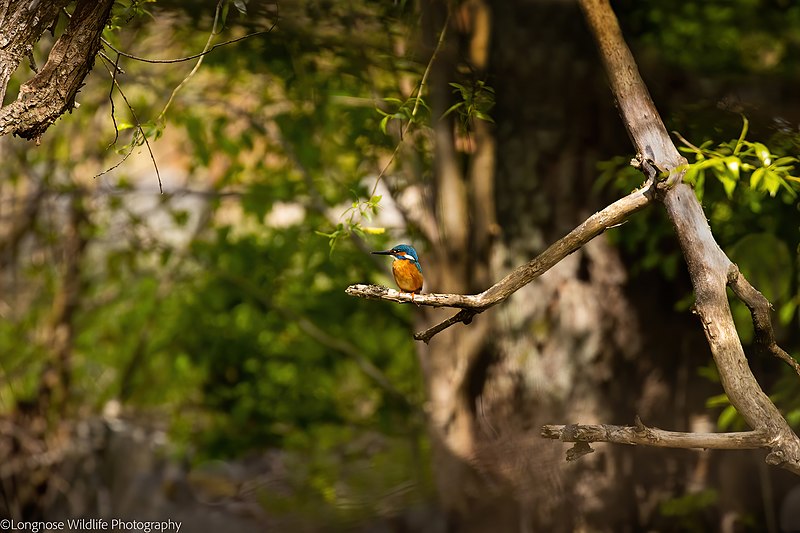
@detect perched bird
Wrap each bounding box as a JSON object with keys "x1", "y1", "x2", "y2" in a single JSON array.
[{"x1": 372, "y1": 244, "x2": 424, "y2": 300}]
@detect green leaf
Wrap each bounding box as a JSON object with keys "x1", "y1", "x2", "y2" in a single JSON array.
[
  {"x1": 778, "y1": 299, "x2": 797, "y2": 325},
  {"x1": 750, "y1": 167, "x2": 766, "y2": 189},
  {"x1": 473, "y1": 110, "x2": 495, "y2": 123},
  {"x1": 722, "y1": 156, "x2": 740, "y2": 181},
  {"x1": 753, "y1": 142, "x2": 771, "y2": 165},
  {"x1": 763, "y1": 169, "x2": 781, "y2": 196},
  {"x1": 772, "y1": 156, "x2": 798, "y2": 166},
  {"x1": 717, "y1": 404, "x2": 739, "y2": 431},
  {"x1": 705, "y1": 393, "x2": 730, "y2": 408},
  {"x1": 716, "y1": 172, "x2": 737, "y2": 199}
]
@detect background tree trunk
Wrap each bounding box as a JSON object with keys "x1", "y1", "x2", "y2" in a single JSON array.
[{"x1": 418, "y1": 1, "x2": 747, "y2": 530}]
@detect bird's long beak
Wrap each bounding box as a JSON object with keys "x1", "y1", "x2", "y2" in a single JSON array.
[{"x1": 371, "y1": 250, "x2": 393, "y2": 256}]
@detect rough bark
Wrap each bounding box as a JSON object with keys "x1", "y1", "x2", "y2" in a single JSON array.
[
  {"x1": 0, "y1": 0, "x2": 71, "y2": 104},
  {"x1": 0, "y1": 0, "x2": 114, "y2": 141}
]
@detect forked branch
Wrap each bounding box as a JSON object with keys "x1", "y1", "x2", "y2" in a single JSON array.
[{"x1": 570, "y1": 0, "x2": 800, "y2": 474}]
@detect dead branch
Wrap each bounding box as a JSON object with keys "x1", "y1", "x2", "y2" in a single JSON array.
[
  {"x1": 542, "y1": 420, "x2": 770, "y2": 451},
  {"x1": 414, "y1": 310, "x2": 476, "y2": 343}
]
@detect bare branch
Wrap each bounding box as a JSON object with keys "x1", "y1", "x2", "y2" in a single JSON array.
[
  {"x1": 346, "y1": 284, "x2": 483, "y2": 308},
  {"x1": 414, "y1": 310, "x2": 476, "y2": 344},
  {"x1": 347, "y1": 180, "x2": 654, "y2": 339},
  {"x1": 95, "y1": 55, "x2": 161, "y2": 192},
  {"x1": 542, "y1": 419, "x2": 770, "y2": 455},
  {"x1": 727, "y1": 264, "x2": 800, "y2": 378},
  {"x1": 100, "y1": 30, "x2": 274, "y2": 65}
]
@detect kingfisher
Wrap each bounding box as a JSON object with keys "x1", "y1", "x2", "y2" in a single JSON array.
[{"x1": 371, "y1": 244, "x2": 424, "y2": 300}]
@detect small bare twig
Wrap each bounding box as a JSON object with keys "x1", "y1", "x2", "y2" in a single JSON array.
[
  {"x1": 414, "y1": 310, "x2": 476, "y2": 343},
  {"x1": 105, "y1": 52, "x2": 122, "y2": 148},
  {"x1": 727, "y1": 264, "x2": 800, "y2": 378},
  {"x1": 95, "y1": 55, "x2": 160, "y2": 192},
  {"x1": 101, "y1": 30, "x2": 274, "y2": 65},
  {"x1": 93, "y1": 2, "x2": 277, "y2": 190}
]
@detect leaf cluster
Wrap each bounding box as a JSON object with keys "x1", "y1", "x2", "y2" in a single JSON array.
[{"x1": 678, "y1": 117, "x2": 800, "y2": 201}]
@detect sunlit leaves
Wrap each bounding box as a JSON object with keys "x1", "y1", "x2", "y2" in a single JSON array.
[
  {"x1": 316, "y1": 195, "x2": 385, "y2": 252},
  {"x1": 677, "y1": 117, "x2": 800, "y2": 201}
]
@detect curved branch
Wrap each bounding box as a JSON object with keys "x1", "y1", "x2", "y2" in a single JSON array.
[
  {"x1": 101, "y1": 30, "x2": 274, "y2": 65},
  {"x1": 347, "y1": 180, "x2": 654, "y2": 339}
]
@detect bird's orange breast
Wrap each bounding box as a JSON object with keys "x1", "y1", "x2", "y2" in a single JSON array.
[{"x1": 392, "y1": 259, "x2": 424, "y2": 293}]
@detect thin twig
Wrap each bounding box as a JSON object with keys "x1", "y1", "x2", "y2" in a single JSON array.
[
  {"x1": 414, "y1": 310, "x2": 476, "y2": 344},
  {"x1": 101, "y1": 30, "x2": 274, "y2": 65},
  {"x1": 156, "y1": 1, "x2": 225, "y2": 122},
  {"x1": 369, "y1": 13, "x2": 450, "y2": 198},
  {"x1": 106, "y1": 52, "x2": 121, "y2": 148},
  {"x1": 95, "y1": 55, "x2": 161, "y2": 192},
  {"x1": 727, "y1": 264, "x2": 800, "y2": 378}
]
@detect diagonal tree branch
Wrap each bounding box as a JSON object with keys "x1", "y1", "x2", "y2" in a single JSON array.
[
  {"x1": 574, "y1": 0, "x2": 800, "y2": 474},
  {"x1": 347, "y1": 177, "x2": 654, "y2": 338}
]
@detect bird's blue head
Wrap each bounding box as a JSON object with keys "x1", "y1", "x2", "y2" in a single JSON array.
[{"x1": 371, "y1": 244, "x2": 421, "y2": 269}]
